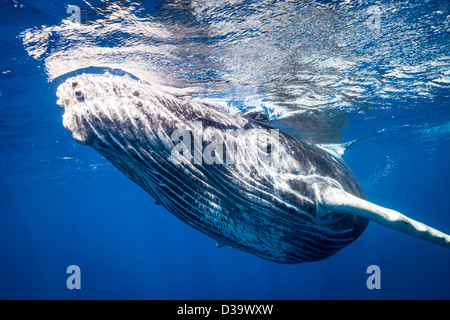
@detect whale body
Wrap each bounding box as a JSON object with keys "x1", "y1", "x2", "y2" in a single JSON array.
[{"x1": 57, "y1": 73, "x2": 450, "y2": 264}]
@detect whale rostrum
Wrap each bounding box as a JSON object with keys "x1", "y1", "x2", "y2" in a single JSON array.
[{"x1": 56, "y1": 73, "x2": 450, "y2": 263}]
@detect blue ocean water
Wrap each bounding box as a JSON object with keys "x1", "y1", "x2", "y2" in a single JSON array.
[{"x1": 0, "y1": 0, "x2": 449, "y2": 299}]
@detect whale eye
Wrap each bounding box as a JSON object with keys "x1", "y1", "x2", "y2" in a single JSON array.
[
  {"x1": 133, "y1": 90, "x2": 140, "y2": 97},
  {"x1": 75, "y1": 90, "x2": 85, "y2": 102},
  {"x1": 72, "y1": 82, "x2": 78, "y2": 88}
]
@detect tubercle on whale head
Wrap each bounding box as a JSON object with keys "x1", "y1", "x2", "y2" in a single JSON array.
[
  {"x1": 57, "y1": 78, "x2": 94, "y2": 145},
  {"x1": 56, "y1": 73, "x2": 165, "y2": 148},
  {"x1": 56, "y1": 82, "x2": 81, "y2": 109}
]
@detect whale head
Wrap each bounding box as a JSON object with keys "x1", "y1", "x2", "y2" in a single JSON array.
[{"x1": 57, "y1": 73, "x2": 154, "y2": 146}]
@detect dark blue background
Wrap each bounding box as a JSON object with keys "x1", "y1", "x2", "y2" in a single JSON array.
[{"x1": 0, "y1": 0, "x2": 449, "y2": 299}]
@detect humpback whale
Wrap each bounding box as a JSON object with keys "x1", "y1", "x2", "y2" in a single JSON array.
[{"x1": 56, "y1": 73, "x2": 450, "y2": 264}]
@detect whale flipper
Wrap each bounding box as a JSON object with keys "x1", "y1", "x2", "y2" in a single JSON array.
[
  {"x1": 216, "y1": 241, "x2": 226, "y2": 249},
  {"x1": 341, "y1": 129, "x2": 384, "y2": 150},
  {"x1": 321, "y1": 188, "x2": 450, "y2": 249},
  {"x1": 317, "y1": 129, "x2": 385, "y2": 158}
]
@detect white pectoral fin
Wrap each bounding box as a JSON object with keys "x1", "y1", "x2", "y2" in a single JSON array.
[
  {"x1": 317, "y1": 130, "x2": 384, "y2": 158},
  {"x1": 321, "y1": 188, "x2": 450, "y2": 249}
]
